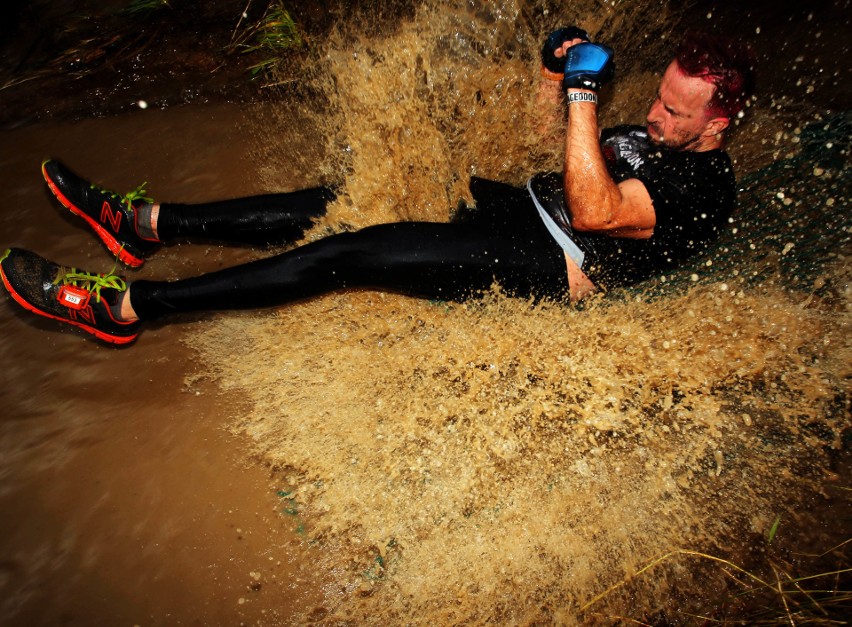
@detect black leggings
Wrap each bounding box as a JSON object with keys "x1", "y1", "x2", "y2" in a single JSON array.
[{"x1": 129, "y1": 179, "x2": 570, "y2": 320}]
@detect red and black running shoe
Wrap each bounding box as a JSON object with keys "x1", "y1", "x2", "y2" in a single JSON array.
[
  {"x1": 42, "y1": 159, "x2": 160, "y2": 267},
  {"x1": 0, "y1": 248, "x2": 142, "y2": 345}
]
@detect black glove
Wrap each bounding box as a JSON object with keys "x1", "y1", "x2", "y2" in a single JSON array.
[
  {"x1": 541, "y1": 26, "x2": 590, "y2": 76},
  {"x1": 562, "y1": 42, "x2": 615, "y2": 91}
]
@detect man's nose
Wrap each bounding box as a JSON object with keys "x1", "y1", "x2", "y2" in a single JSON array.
[
  {"x1": 646, "y1": 99, "x2": 662, "y2": 123},
  {"x1": 645, "y1": 98, "x2": 665, "y2": 122}
]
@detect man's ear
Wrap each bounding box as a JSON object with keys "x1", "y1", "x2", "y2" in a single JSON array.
[{"x1": 703, "y1": 116, "x2": 730, "y2": 137}]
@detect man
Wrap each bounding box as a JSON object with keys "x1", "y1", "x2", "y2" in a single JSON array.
[
  {"x1": 534, "y1": 28, "x2": 754, "y2": 295},
  {"x1": 0, "y1": 30, "x2": 755, "y2": 345}
]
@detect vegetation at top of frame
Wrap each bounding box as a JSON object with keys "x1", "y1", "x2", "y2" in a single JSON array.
[
  {"x1": 232, "y1": 1, "x2": 304, "y2": 78},
  {"x1": 120, "y1": 0, "x2": 171, "y2": 17},
  {"x1": 1, "y1": 0, "x2": 174, "y2": 89}
]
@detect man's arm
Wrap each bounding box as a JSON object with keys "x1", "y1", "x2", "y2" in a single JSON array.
[
  {"x1": 535, "y1": 78, "x2": 566, "y2": 140},
  {"x1": 563, "y1": 91, "x2": 656, "y2": 239},
  {"x1": 535, "y1": 33, "x2": 588, "y2": 138}
]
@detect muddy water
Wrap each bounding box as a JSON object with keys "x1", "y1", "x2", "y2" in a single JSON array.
[
  {"x1": 1, "y1": 0, "x2": 850, "y2": 623},
  {"x1": 0, "y1": 104, "x2": 327, "y2": 625}
]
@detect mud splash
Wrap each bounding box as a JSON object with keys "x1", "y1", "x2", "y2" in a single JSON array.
[
  {"x1": 192, "y1": 281, "x2": 848, "y2": 622},
  {"x1": 185, "y1": 0, "x2": 849, "y2": 622},
  {"x1": 0, "y1": 0, "x2": 848, "y2": 623}
]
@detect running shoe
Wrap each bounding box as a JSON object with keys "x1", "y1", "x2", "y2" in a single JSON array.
[
  {"x1": 0, "y1": 248, "x2": 141, "y2": 345},
  {"x1": 42, "y1": 159, "x2": 160, "y2": 267}
]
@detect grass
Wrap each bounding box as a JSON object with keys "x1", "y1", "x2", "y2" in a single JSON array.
[
  {"x1": 1, "y1": 0, "x2": 170, "y2": 90},
  {"x1": 580, "y1": 493, "x2": 851, "y2": 622},
  {"x1": 581, "y1": 542, "x2": 852, "y2": 624},
  {"x1": 121, "y1": 0, "x2": 171, "y2": 16},
  {"x1": 1, "y1": 0, "x2": 300, "y2": 93},
  {"x1": 229, "y1": 0, "x2": 304, "y2": 78}
]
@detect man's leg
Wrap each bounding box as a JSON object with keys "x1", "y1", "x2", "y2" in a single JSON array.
[
  {"x1": 42, "y1": 160, "x2": 334, "y2": 266},
  {"x1": 127, "y1": 220, "x2": 570, "y2": 320},
  {"x1": 153, "y1": 187, "x2": 335, "y2": 246},
  {"x1": 2, "y1": 222, "x2": 516, "y2": 344},
  {"x1": 1, "y1": 201, "x2": 569, "y2": 343}
]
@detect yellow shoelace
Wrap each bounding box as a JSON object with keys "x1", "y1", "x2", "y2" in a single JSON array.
[
  {"x1": 53, "y1": 261, "x2": 126, "y2": 304},
  {"x1": 90, "y1": 182, "x2": 153, "y2": 211}
]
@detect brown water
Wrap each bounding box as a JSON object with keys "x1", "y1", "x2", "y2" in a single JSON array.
[
  {"x1": 0, "y1": 105, "x2": 330, "y2": 625},
  {"x1": 1, "y1": 0, "x2": 850, "y2": 624}
]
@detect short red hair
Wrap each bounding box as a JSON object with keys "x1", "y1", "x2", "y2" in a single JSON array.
[{"x1": 675, "y1": 31, "x2": 756, "y2": 118}]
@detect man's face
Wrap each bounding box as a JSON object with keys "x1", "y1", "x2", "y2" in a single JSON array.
[{"x1": 646, "y1": 61, "x2": 720, "y2": 150}]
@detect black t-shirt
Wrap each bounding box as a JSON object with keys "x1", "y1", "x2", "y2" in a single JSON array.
[{"x1": 558, "y1": 125, "x2": 736, "y2": 288}]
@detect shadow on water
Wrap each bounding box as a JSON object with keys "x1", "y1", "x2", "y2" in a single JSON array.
[{"x1": 0, "y1": 0, "x2": 849, "y2": 624}]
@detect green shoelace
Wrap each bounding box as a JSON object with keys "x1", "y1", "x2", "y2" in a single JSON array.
[
  {"x1": 54, "y1": 261, "x2": 127, "y2": 304},
  {"x1": 90, "y1": 182, "x2": 153, "y2": 211}
]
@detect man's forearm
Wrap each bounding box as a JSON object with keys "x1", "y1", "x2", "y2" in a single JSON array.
[
  {"x1": 563, "y1": 93, "x2": 622, "y2": 231},
  {"x1": 535, "y1": 79, "x2": 567, "y2": 140}
]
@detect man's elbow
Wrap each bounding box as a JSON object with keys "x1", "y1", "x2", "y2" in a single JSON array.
[
  {"x1": 571, "y1": 216, "x2": 654, "y2": 239},
  {"x1": 570, "y1": 215, "x2": 611, "y2": 232}
]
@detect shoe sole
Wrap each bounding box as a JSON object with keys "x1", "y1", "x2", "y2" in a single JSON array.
[
  {"x1": 0, "y1": 260, "x2": 138, "y2": 345},
  {"x1": 42, "y1": 162, "x2": 146, "y2": 268}
]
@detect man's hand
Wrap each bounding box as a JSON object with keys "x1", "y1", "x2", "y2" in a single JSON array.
[{"x1": 540, "y1": 26, "x2": 589, "y2": 81}]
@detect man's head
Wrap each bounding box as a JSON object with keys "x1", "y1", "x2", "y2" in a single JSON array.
[{"x1": 646, "y1": 32, "x2": 756, "y2": 151}]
